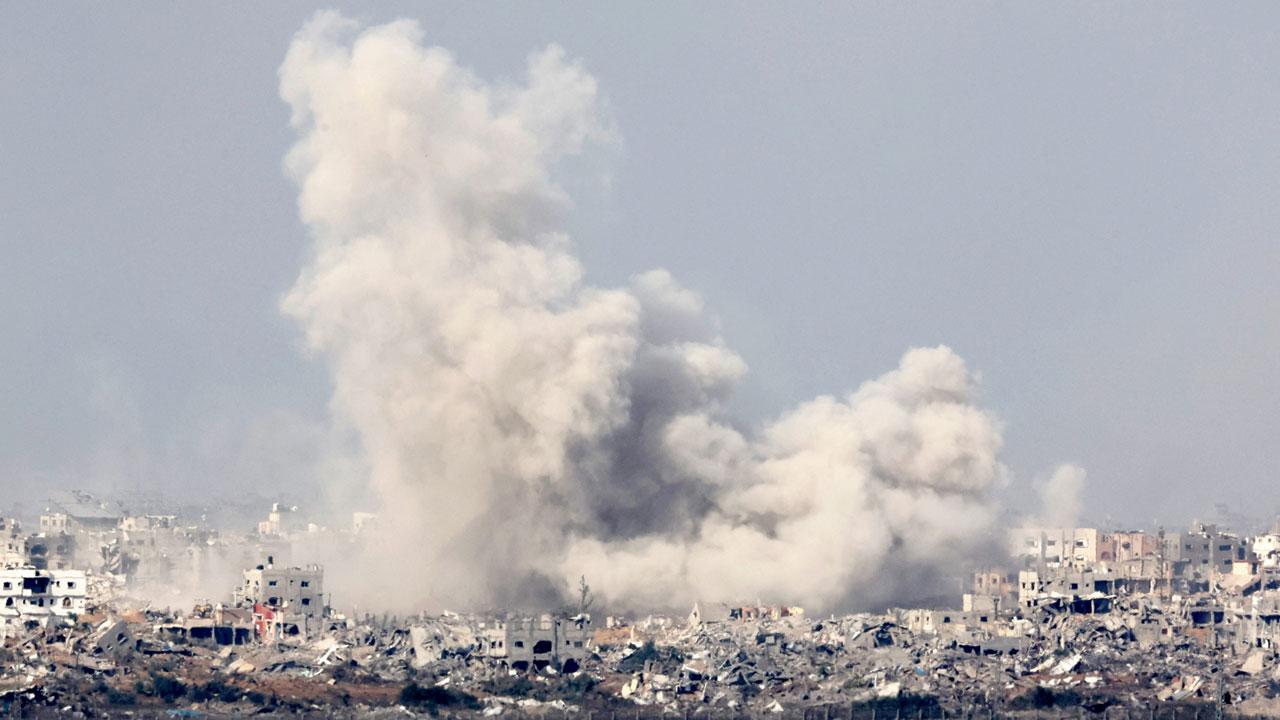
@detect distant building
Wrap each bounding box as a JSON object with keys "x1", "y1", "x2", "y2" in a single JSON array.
[
  {"x1": 477, "y1": 614, "x2": 592, "y2": 672},
  {"x1": 234, "y1": 557, "x2": 326, "y2": 641},
  {"x1": 42, "y1": 490, "x2": 125, "y2": 532},
  {"x1": 1244, "y1": 592, "x2": 1280, "y2": 649},
  {"x1": 688, "y1": 602, "x2": 805, "y2": 623},
  {"x1": 257, "y1": 503, "x2": 309, "y2": 537},
  {"x1": 0, "y1": 519, "x2": 27, "y2": 568},
  {"x1": 1017, "y1": 567, "x2": 1115, "y2": 613},
  {"x1": 1109, "y1": 531, "x2": 1160, "y2": 562},
  {"x1": 1009, "y1": 527, "x2": 1106, "y2": 565},
  {"x1": 1163, "y1": 522, "x2": 1251, "y2": 584}
]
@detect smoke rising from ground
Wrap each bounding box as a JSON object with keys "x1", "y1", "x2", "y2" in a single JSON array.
[
  {"x1": 1031, "y1": 464, "x2": 1087, "y2": 529},
  {"x1": 279, "y1": 13, "x2": 1009, "y2": 612}
]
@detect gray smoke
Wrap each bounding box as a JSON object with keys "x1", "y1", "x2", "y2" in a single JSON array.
[
  {"x1": 279, "y1": 12, "x2": 1009, "y2": 613},
  {"x1": 1030, "y1": 463, "x2": 1087, "y2": 529}
]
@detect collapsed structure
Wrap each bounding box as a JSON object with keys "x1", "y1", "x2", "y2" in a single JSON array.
[{"x1": 8, "y1": 489, "x2": 1280, "y2": 716}]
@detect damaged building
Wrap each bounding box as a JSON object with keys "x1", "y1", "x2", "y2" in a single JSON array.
[
  {"x1": 477, "y1": 614, "x2": 592, "y2": 672},
  {"x1": 0, "y1": 566, "x2": 86, "y2": 626}
]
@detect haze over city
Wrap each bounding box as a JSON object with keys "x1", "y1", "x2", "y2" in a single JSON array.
[
  {"x1": 5, "y1": 4, "x2": 1280, "y2": 717},
  {"x1": 4, "y1": 3, "x2": 1278, "y2": 535}
]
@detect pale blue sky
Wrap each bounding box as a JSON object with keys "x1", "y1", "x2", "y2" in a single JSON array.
[{"x1": 2, "y1": 3, "x2": 1278, "y2": 525}]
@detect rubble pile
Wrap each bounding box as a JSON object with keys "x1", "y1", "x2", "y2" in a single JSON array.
[{"x1": 7, "y1": 498, "x2": 1280, "y2": 716}]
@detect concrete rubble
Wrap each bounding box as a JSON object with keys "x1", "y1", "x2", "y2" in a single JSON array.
[{"x1": 7, "y1": 497, "x2": 1280, "y2": 716}]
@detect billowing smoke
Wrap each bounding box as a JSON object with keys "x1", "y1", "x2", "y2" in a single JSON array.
[
  {"x1": 1031, "y1": 464, "x2": 1087, "y2": 529},
  {"x1": 279, "y1": 12, "x2": 1007, "y2": 613}
]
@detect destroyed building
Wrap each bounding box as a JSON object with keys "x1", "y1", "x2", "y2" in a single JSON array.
[
  {"x1": 8, "y1": 501, "x2": 1280, "y2": 716},
  {"x1": 1163, "y1": 522, "x2": 1253, "y2": 585},
  {"x1": 234, "y1": 557, "x2": 327, "y2": 641},
  {"x1": 477, "y1": 614, "x2": 592, "y2": 672},
  {"x1": 0, "y1": 518, "x2": 27, "y2": 568},
  {"x1": 1018, "y1": 567, "x2": 1115, "y2": 613}
]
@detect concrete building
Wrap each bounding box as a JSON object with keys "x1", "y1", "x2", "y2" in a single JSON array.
[
  {"x1": 0, "y1": 567, "x2": 87, "y2": 625},
  {"x1": 1163, "y1": 523, "x2": 1251, "y2": 584},
  {"x1": 0, "y1": 519, "x2": 27, "y2": 568},
  {"x1": 1009, "y1": 527, "x2": 1105, "y2": 565},
  {"x1": 1252, "y1": 533, "x2": 1280, "y2": 569},
  {"x1": 234, "y1": 558, "x2": 326, "y2": 640},
  {"x1": 1109, "y1": 531, "x2": 1160, "y2": 562},
  {"x1": 477, "y1": 614, "x2": 592, "y2": 672},
  {"x1": 1017, "y1": 568, "x2": 1115, "y2": 613},
  {"x1": 257, "y1": 503, "x2": 309, "y2": 537},
  {"x1": 1243, "y1": 592, "x2": 1280, "y2": 649},
  {"x1": 900, "y1": 607, "x2": 998, "y2": 636},
  {"x1": 42, "y1": 490, "x2": 125, "y2": 532},
  {"x1": 972, "y1": 569, "x2": 1015, "y2": 609},
  {"x1": 235, "y1": 558, "x2": 324, "y2": 613}
]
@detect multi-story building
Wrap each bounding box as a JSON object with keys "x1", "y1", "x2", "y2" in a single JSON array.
[
  {"x1": 972, "y1": 569, "x2": 1015, "y2": 609},
  {"x1": 1009, "y1": 527, "x2": 1105, "y2": 565},
  {"x1": 1017, "y1": 568, "x2": 1115, "y2": 613},
  {"x1": 1252, "y1": 533, "x2": 1280, "y2": 569},
  {"x1": 1164, "y1": 522, "x2": 1251, "y2": 584},
  {"x1": 1243, "y1": 592, "x2": 1280, "y2": 650},
  {"x1": 1108, "y1": 531, "x2": 1160, "y2": 562},
  {"x1": 42, "y1": 490, "x2": 125, "y2": 533},
  {"x1": 257, "y1": 503, "x2": 309, "y2": 537},
  {"x1": 0, "y1": 519, "x2": 27, "y2": 568},
  {"x1": 234, "y1": 558, "x2": 326, "y2": 641},
  {"x1": 477, "y1": 615, "x2": 592, "y2": 673},
  {"x1": 0, "y1": 567, "x2": 87, "y2": 625}
]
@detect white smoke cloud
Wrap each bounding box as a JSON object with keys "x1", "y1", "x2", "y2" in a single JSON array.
[
  {"x1": 1031, "y1": 463, "x2": 1087, "y2": 529},
  {"x1": 279, "y1": 12, "x2": 1008, "y2": 612}
]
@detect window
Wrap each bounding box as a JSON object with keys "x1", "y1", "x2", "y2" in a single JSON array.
[
  {"x1": 302, "y1": 598, "x2": 311, "y2": 606},
  {"x1": 1219, "y1": 545, "x2": 1231, "y2": 552},
  {"x1": 980, "y1": 616, "x2": 988, "y2": 622},
  {"x1": 301, "y1": 581, "x2": 310, "y2": 588},
  {"x1": 514, "y1": 640, "x2": 524, "y2": 648},
  {"x1": 268, "y1": 580, "x2": 277, "y2": 587},
  {"x1": 574, "y1": 641, "x2": 583, "y2": 648},
  {"x1": 1046, "y1": 540, "x2": 1056, "y2": 546},
  {"x1": 942, "y1": 616, "x2": 951, "y2": 624},
  {"x1": 67, "y1": 581, "x2": 75, "y2": 589},
  {"x1": 1070, "y1": 583, "x2": 1078, "y2": 590},
  {"x1": 2, "y1": 582, "x2": 9, "y2": 590}
]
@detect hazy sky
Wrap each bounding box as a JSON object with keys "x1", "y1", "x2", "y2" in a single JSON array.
[{"x1": 2, "y1": 3, "x2": 1277, "y2": 526}]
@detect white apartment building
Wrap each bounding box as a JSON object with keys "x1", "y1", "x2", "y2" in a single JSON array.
[
  {"x1": 1009, "y1": 527, "x2": 1112, "y2": 565},
  {"x1": 0, "y1": 567, "x2": 87, "y2": 625}
]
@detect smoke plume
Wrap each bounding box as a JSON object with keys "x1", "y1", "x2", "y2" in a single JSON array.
[
  {"x1": 1031, "y1": 464, "x2": 1087, "y2": 529},
  {"x1": 280, "y1": 13, "x2": 1008, "y2": 612}
]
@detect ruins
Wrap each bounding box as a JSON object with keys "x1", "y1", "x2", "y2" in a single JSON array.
[{"x1": 4, "y1": 492, "x2": 1280, "y2": 716}]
